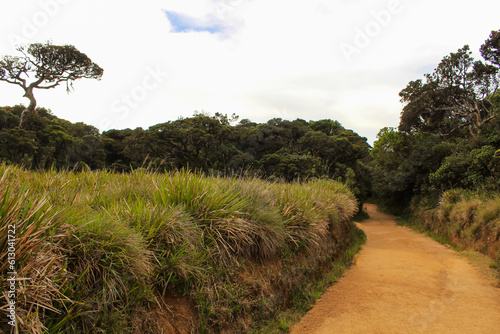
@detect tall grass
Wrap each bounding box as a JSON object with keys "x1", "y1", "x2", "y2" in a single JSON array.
[
  {"x1": 0, "y1": 165, "x2": 360, "y2": 333},
  {"x1": 410, "y1": 188, "x2": 500, "y2": 274},
  {"x1": 0, "y1": 168, "x2": 68, "y2": 332}
]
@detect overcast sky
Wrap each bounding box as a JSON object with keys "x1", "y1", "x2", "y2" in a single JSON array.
[{"x1": 1, "y1": 0, "x2": 499, "y2": 145}]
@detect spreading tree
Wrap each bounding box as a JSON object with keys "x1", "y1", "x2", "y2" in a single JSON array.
[
  {"x1": 0, "y1": 42, "x2": 103, "y2": 129},
  {"x1": 399, "y1": 45, "x2": 499, "y2": 139}
]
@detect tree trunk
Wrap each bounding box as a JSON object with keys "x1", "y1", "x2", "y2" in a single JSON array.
[{"x1": 19, "y1": 87, "x2": 37, "y2": 129}]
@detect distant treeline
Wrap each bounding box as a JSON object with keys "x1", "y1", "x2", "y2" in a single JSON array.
[{"x1": 0, "y1": 106, "x2": 371, "y2": 198}]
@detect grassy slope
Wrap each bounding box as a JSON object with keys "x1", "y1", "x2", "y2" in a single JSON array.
[
  {"x1": 400, "y1": 189, "x2": 500, "y2": 278},
  {"x1": 0, "y1": 165, "x2": 363, "y2": 333}
]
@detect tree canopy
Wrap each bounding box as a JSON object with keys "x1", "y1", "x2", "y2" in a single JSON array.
[
  {"x1": 481, "y1": 30, "x2": 500, "y2": 67},
  {"x1": 399, "y1": 45, "x2": 499, "y2": 139}
]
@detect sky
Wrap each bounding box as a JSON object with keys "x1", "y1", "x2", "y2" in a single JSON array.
[{"x1": 0, "y1": 0, "x2": 499, "y2": 145}]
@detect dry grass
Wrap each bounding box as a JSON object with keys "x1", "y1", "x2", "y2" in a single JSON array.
[
  {"x1": 0, "y1": 168, "x2": 70, "y2": 332},
  {"x1": 477, "y1": 195, "x2": 500, "y2": 225},
  {"x1": 449, "y1": 199, "x2": 483, "y2": 230},
  {"x1": 415, "y1": 189, "x2": 500, "y2": 276}
]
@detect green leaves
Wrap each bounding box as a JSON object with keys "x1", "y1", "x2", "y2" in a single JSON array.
[
  {"x1": 399, "y1": 38, "x2": 499, "y2": 138},
  {"x1": 481, "y1": 30, "x2": 500, "y2": 67},
  {"x1": 429, "y1": 145, "x2": 496, "y2": 190},
  {"x1": 25, "y1": 42, "x2": 103, "y2": 84}
]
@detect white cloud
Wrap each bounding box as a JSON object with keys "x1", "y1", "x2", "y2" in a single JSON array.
[{"x1": 0, "y1": 0, "x2": 499, "y2": 145}]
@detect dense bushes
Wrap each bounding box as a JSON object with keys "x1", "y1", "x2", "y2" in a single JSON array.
[
  {"x1": 0, "y1": 105, "x2": 106, "y2": 170},
  {"x1": 0, "y1": 164, "x2": 362, "y2": 333}
]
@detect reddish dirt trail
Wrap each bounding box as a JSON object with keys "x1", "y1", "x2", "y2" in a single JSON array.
[{"x1": 290, "y1": 204, "x2": 500, "y2": 334}]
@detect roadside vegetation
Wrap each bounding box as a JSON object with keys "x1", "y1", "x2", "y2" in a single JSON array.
[
  {"x1": 0, "y1": 164, "x2": 363, "y2": 333},
  {"x1": 404, "y1": 189, "x2": 500, "y2": 271},
  {"x1": 370, "y1": 30, "x2": 500, "y2": 275}
]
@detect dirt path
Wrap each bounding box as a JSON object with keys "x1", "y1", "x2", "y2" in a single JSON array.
[{"x1": 290, "y1": 204, "x2": 500, "y2": 334}]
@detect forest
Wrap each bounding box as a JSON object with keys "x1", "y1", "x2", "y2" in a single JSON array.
[{"x1": 0, "y1": 106, "x2": 371, "y2": 198}]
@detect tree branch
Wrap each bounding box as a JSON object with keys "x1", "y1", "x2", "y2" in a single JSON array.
[
  {"x1": 0, "y1": 77, "x2": 25, "y2": 89},
  {"x1": 37, "y1": 81, "x2": 61, "y2": 89}
]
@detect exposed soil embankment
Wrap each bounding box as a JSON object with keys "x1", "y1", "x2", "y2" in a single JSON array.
[{"x1": 290, "y1": 204, "x2": 500, "y2": 334}]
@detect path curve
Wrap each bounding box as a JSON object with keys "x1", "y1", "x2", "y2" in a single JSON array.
[{"x1": 290, "y1": 204, "x2": 500, "y2": 334}]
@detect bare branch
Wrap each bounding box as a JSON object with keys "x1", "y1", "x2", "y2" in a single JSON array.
[
  {"x1": 37, "y1": 81, "x2": 62, "y2": 90},
  {"x1": 0, "y1": 77, "x2": 25, "y2": 88}
]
